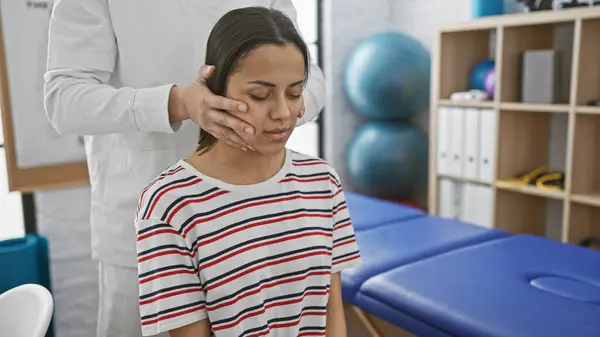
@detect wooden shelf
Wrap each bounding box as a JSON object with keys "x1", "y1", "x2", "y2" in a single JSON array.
[
  {"x1": 566, "y1": 17, "x2": 600, "y2": 248},
  {"x1": 495, "y1": 182, "x2": 565, "y2": 200},
  {"x1": 499, "y1": 102, "x2": 570, "y2": 113},
  {"x1": 500, "y1": 22, "x2": 574, "y2": 105},
  {"x1": 438, "y1": 99, "x2": 495, "y2": 108},
  {"x1": 429, "y1": 8, "x2": 600, "y2": 246},
  {"x1": 438, "y1": 28, "x2": 496, "y2": 100},
  {"x1": 567, "y1": 202, "x2": 600, "y2": 247},
  {"x1": 495, "y1": 189, "x2": 563, "y2": 239},
  {"x1": 496, "y1": 110, "x2": 567, "y2": 179},
  {"x1": 440, "y1": 7, "x2": 600, "y2": 33},
  {"x1": 438, "y1": 101, "x2": 571, "y2": 112},
  {"x1": 576, "y1": 106, "x2": 600, "y2": 115},
  {"x1": 437, "y1": 174, "x2": 491, "y2": 186},
  {"x1": 571, "y1": 193, "x2": 600, "y2": 208},
  {"x1": 575, "y1": 18, "x2": 600, "y2": 106},
  {"x1": 570, "y1": 114, "x2": 600, "y2": 197}
]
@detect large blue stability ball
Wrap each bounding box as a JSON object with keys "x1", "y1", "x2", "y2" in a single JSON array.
[
  {"x1": 347, "y1": 121, "x2": 428, "y2": 199},
  {"x1": 343, "y1": 32, "x2": 431, "y2": 120}
]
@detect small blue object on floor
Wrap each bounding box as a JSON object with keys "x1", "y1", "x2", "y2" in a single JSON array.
[
  {"x1": 342, "y1": 191, "x2": 600, "y2": 337},
  {"x1": 0, "y1": 235, "x2": 55, "y2": 337}
]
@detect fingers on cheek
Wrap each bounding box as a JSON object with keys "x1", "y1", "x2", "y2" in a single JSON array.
[
  {"x1": 218, "y1": 115, "x2": 229, "y2": 127},
  {"x1": 236, "y1": 131, "x2": 255, "y2": 145}
]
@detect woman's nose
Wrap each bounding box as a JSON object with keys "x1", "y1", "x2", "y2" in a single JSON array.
[{"x1": 270, "y1": 96, "x2": 293, "y2": 119}]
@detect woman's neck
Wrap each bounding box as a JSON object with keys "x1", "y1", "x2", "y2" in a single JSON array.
[{"x1": 187, "y1": 141, "x2": 287, "y2": 185}]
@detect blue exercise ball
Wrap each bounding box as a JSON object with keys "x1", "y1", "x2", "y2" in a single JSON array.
[
  {"x1": 470, "y1": 59, "x2": 495, "y2": 90},
  {"x1": 343, "y1": 32, "x2": 431, "y2": 120},
  {"x1": 347, "y1": 121, "x2": 428, "y2": 199}
]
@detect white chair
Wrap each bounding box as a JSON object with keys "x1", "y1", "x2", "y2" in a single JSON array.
[{"x1": 0, "y1": 284, "x2": 54, "y2": 337}]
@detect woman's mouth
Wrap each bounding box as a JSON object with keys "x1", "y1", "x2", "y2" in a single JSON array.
[{"x1": 263, "y1": 127, "x2": 292, "y2": 141}]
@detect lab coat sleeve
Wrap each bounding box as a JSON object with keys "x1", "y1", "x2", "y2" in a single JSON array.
[
  {"x1": 271, "y1": 0, "x2": 326, "y2": 125},
  {"x1": 44, "y1": 0, "x2": 179, "y2": 136}
]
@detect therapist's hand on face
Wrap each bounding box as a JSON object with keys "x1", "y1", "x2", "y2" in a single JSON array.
[{"x1": 169, "y1": 65, "x2": 255, "y2": 151}]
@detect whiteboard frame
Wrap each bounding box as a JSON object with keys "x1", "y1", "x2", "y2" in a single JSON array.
[{"x1": 0, "y1": 15, "x2": 89, "y2": 193}]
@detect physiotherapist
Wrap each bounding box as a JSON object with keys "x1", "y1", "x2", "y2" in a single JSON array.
[{"x1": 43, "y1": 1, "x2": 325, "y2": 336}]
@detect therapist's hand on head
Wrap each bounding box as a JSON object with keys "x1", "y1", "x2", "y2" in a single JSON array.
[{"x1": 168, "y1": 64, "x2": 255, "y2": 151}]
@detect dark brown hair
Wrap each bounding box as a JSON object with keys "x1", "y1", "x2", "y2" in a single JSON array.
[{"x1": 197, "y1": 6, "x2": 310, "y2": 153}]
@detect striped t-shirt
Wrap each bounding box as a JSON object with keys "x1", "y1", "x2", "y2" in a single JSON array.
[{"x1": 134, "y1": 148, "x2": 361, "y2": 336}]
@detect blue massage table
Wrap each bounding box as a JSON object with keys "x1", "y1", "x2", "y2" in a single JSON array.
[{"x1": 343, "y1": 192, "x2": 600, "y2": 337}]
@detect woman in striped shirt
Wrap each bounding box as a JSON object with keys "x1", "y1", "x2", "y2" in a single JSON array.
[{"x1": 134, "y1": 6, "x2": 361, "y2": 337}]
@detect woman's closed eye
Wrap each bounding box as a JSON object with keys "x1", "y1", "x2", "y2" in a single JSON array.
[
  {"x1": 249, "y1": 93, "x2": 269, "y2": 101},
  {"x1": 249, "y1": 92, "x2": 302, "y2": 101}
]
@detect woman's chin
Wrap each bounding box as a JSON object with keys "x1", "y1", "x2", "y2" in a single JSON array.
[{"x1": 249, "y1": 142, "x2": 288, "y2": 156}]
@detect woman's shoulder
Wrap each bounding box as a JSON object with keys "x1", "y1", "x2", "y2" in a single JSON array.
[
  {"x1": 288, "y1": 150, "x2": 340, "y2": 176},
  {"x1": 287, "y1": 149, "x2": 342, "y2": 189},
  {"x1": 289, "y1": 149, "x2": 330, "y2": 169},
  {"x1": 135, "y1": 161, "x2": 201, "y2": 222}
]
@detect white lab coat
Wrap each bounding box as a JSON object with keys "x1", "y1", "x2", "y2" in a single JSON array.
[{"x1": 43, "y1": 0, "x2": 326, "y2": 269}]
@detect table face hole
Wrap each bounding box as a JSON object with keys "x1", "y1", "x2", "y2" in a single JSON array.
[{"x1": 530, "y1": 275, "x2": 600, "y2": 304}]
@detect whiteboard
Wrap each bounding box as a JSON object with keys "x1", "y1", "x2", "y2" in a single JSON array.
[{"x1": 0, "y1": 0, "x2": 86, "y2": 169}]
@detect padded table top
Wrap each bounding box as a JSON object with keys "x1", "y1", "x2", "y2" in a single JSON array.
[
  {"x1": 341, "y1": 216, "x2": 508, "y2": 303},
  {"x1": 358, "y1": 235, "x2": 600, "y2": 337},
  {"x1": 344, "y1": 192, "x2": 425, "y2": 231}
]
